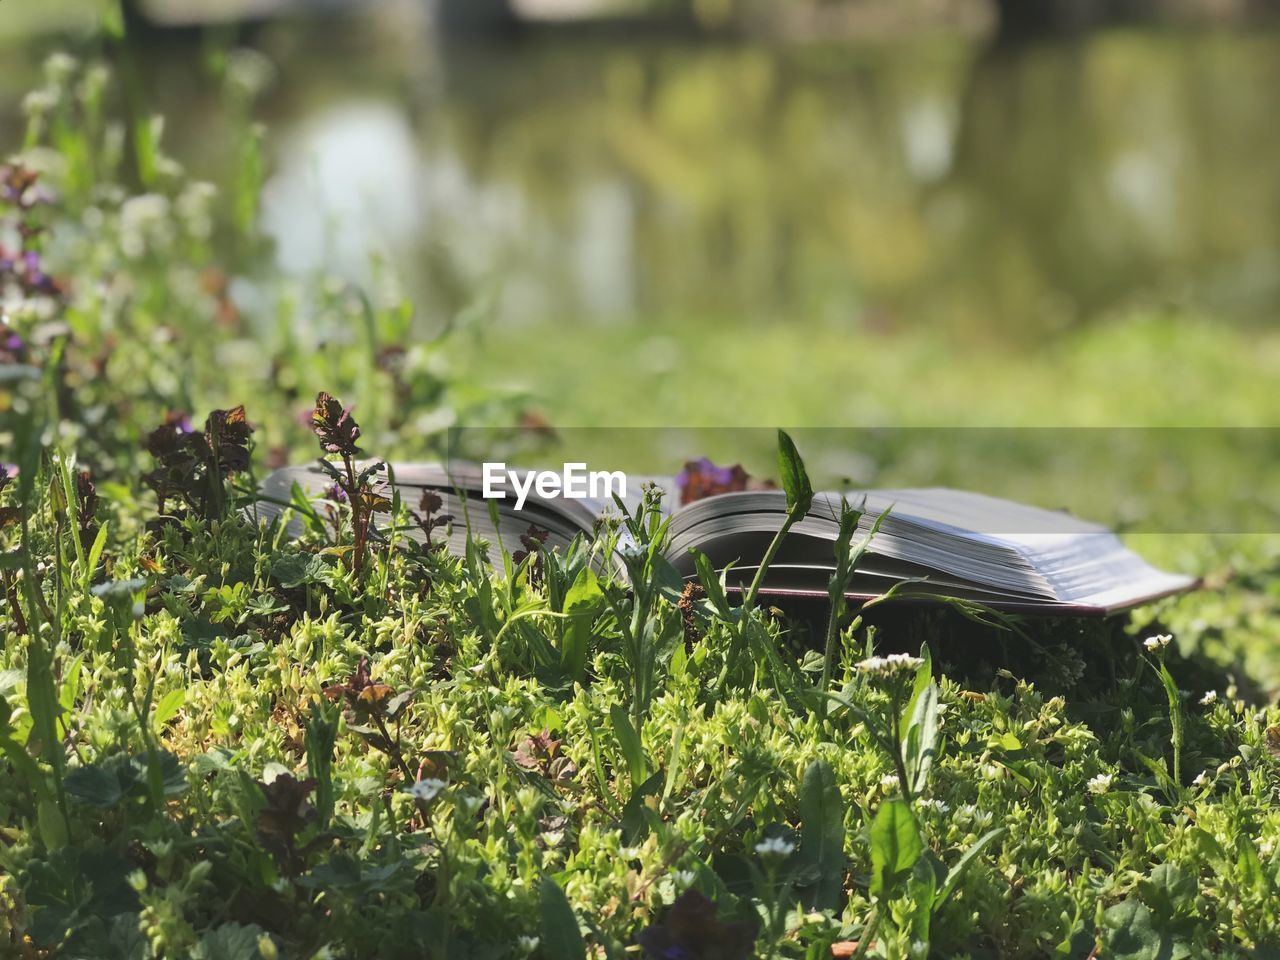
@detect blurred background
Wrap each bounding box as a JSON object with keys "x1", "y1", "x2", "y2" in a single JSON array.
[{"x1": 3, "y1": 0, "x2": 1280, "y2": 430}]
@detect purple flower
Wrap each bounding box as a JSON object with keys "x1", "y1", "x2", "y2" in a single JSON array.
[
  {"x1": 17, "y1": 249, "x2": 57, "y2": 296},
  {"x1": 676, "y1": 457, "x2": 754, "y2": 506}
]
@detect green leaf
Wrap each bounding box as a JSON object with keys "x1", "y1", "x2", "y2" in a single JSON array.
[
  {"x1": 270, "y1": 552, "x2": 326, "y2": 589},
  {"x1": 900, "y1": 643, "x2": 933, "y2": 729},
  {"x1": 776, "y1": 429, "x2": 813, "y2": 517},
  {"x1": 539, "y1": 875, "x2": 586, "y2": 960},
  {"x1": 1154, "y1": 659, "x2": 1185, "y2": 786},
  {"x1": 905, "y1": 682, "x2": 940, "y2": 794},
  {"x1": 620, "y1": 769, "x2": 665, "y2": 842},
  {"x1": 154, "y1": 688, "x2": 185, "y2": 728},
  {"x1": 907, "y1": 855, "x2": 939, "y2": 944},
  {"x1": 193, "y1": 923, "x2": 272, "y2": 960},
  {"x1": 561, "y1": 567, "x2": 602, "y2": 682},
  {"x1": 690, "y1": 548, "x2": 731, "y2": 618},
  {"x1": 1138, "y1": 863, "x2": 1195, "y2": 922},
  {"x1": 610, "y1": 705, "x2": 647, "y2": 785},
  {"x1": 935, "y1": 827, "x2": 1006, "y2": 910},
  {"x1": 870, "y1": 798, "x2": 923, "y2": 900},
  {"x1": 1101, "y1": 898, "x2": 1191, "y2": 960},
  {"x1": 83, "y1": 522, "x2": 109, "y2": 589},
  {"x1": 798, "y1": 760, "x2": 846, "y2": 912},
  {"x1": 64, "y1": 762, "x2": 125, "y2": 808}
]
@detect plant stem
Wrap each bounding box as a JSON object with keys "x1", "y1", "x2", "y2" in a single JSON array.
[
  {"x1": 890, "y1": 692, "x2": 914, "y2": 803},
  {"x1": 740, "y1": 510, "x2": 802, "y2": 614}
]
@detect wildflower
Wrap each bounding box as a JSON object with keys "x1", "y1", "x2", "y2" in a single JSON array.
[
  {"x1": 311, "y1": 391, "x2": 362, "y2": 455},
  {"x1": 407, "y1": 778, "x2": 446, "y2": 803},
  {"x1": 323, "y1": 657, "x2": 395, "y2": 717},
  {"x1": 16, "y1": 250, "x2": 60, "y2": 297},
  {"x1": 512, "y1": 524, "x2": 550, "y2": 566},
  {"x1": 256, "y1": 772, "x2": 317, "y2": 850},
  {"x1": 636, "y1": 889, "x2": 757, "y2": 960},
  {"x1": 225, "y1": 47, "x2": 277, "y2": 100},
  {"x1": 516, "y1": 936, "x2": 540, "y2": 955},
  {"x1": 677, "y1": 457, "x2": 752, "y2": 506},
  {"x1": 1143, "y1": 634, "x2": 1172, "y2": 652},
  {"x1": 1087, "y1": 773, "x2": 1113, "y2": 795},
  {"x1": 1193, "y1": 772, "x2": 1209, "y2": 787},
  {"x1": 43, "y1": 52, "x2": 79, "y2": 83},
  {"x1": 143, "y1": 406, "x2": 253, "y2": 518},
  {"x1": 672, "y1": 869, "x2": 697, "y2": 890},
  {"x1": 855, "y1": 653, "x2": 924, "y2": 679},
  {"x1": 1200, "y1": 690, "x2": 1218, "y2": 706},
  {"x1": 513, "y1": 729, "x2": 577, "y2": 782},
  {"x1": 0, "y1": 320, "x2": 25, "y2": 364},
  {"x1": 119, "y1": 193, "x2": 173, "y2": 259},
  {"x1": 917, "y1": 797, "x2": 950, "y2": 814},
  {"x1": 878, "y1": 773, "x2": 900, "y2": 792},
  {"x1": 176, "y1": 181, "x2": 218, "y2": 240},
  {"x1": 21, "y1": 88, "x2": 58, "y2": 118},
  {"x1": 753, "y1": 835, "x2": 795, "y2": 860}
]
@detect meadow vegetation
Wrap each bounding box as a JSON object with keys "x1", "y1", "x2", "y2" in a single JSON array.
[{"x1": 2, "y1": 51, "x2": 1280, "y2": 960}]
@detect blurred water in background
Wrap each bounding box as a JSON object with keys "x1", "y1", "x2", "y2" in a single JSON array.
[{"x1": 1, "y1": 4, "x2": 1279, "y2": 342}]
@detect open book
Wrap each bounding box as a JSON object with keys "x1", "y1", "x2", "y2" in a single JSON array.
[{"x1": 257, "y1": 462, "x2": 1196, "y2": 615}]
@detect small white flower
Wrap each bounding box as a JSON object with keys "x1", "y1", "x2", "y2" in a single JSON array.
[
  {"x1": 854, "y1": 653, "x2": 924, "y2": 679},
  {"x1": 1200, "y1": 690, "x2": 1218, "y2": 706},
  {"x1": 1193, "y1": 772, "x2": 1209, "y2": 787},
  {"x1": 1260, "y1": 839, "x2": 1276, "y2": 858},
  {"x1": 1143, "y1": 634, "x2": 1172, "y2": 652},
  {"x1": 754, "y1": 836, "x2": 796, "y2": 860},
  {"x1": 517, "y1": 935, "x2": 540, "y2": 955},
  {"x1": 917, "y1": 797, "x2": 950, "y2": 814},
  {"x1": 878, "y1": 773, "x2": 900, "y2": 792},
  {"x1": 672, "y1": 869, "x2": 697, "y2": 889},
  {"x1": 225, "y1": 47, "x2": 277, "y2": 100},
  {"x1": 44, "y1": 52, "x2": 79, "y2": 82},
  {"x1": 1087, "y1": 773, "x2": 1113, "y2": 795},
  {"x1": 407, "y1": 777, "x2": 446, "y2": 803},
  {"x1": 22, "y1": 87, "x2": 59, "y2": 116}
]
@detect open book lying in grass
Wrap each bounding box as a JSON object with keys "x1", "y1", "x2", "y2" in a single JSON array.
[{"x1": 257, "y1": 461, "x2": 1196, "y2": 616}]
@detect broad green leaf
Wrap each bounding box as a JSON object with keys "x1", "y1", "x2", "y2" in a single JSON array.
[
  {"x1": 908, "y1": 855, "x2": 939, "y2": 944},
  {"x1": 1101, "y1": 899, "x2": 1191, "y2": 960},
  {"x1": 610, "y1": 705, "x2": 647, "y2": 785},
  {"x1": 870, "y1": 798, "x2": 923, "y2": 899},
  {"x1": 65, "y1": 762, "x2": 125, "y2": 808},
  {"x1": 539, "y1": 876, "x2": 586, "y2": 960},
  {"x1": 776, "y1": 429, "x2": 813, "y2": 517},
  {"x1": 905, "y1": 682, "x2": 940, "y2": 794},
  {"x1": 1138, "y1": 863, "x2": 1195, "y2": 922},
  {"x1": 560, "y1": 567, "x2": 602, "y2": 682},
  {"x1": 798, "y1": 759, "x2": 846, "y2": 912},
  {"x1": 154, "y1": 688, "x2": 185, "y2": 728}
]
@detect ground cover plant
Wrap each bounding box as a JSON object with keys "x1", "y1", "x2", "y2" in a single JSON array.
[{"x1": 2, "y1": 50, "x2": 1280, "y2": 960}]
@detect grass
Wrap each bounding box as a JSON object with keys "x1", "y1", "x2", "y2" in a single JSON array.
[{"x1": 1, "y1": 46, "x2": 1280, "y2": 960}]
